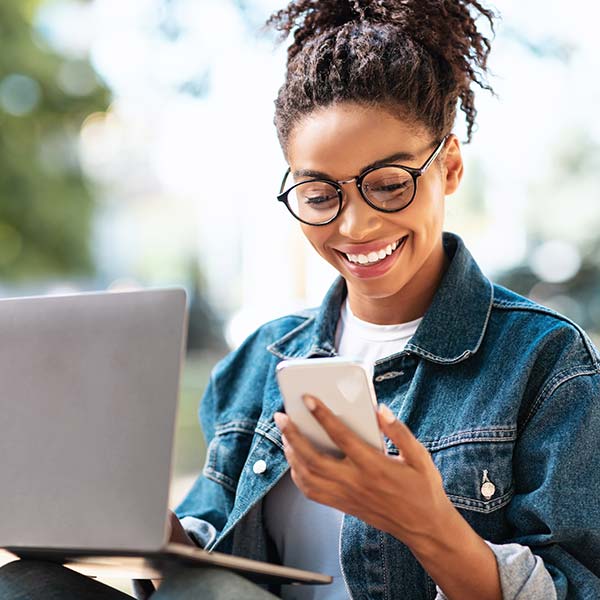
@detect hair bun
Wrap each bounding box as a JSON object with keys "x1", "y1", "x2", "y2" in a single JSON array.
[
  {"x1": 268, "y1": 1, "x2": 392, "y2": 61},
  {"x1": 268, "y1": 0, "x2": 497, "y2": 144}
]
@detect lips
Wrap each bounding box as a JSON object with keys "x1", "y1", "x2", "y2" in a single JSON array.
[
  {"x1": 344, "y1": 238, "x2": 402, "y2": 265},
  {"x1": 336, "y1": 235, "x2": 408, "y2": 279},
  {"x1": 336, "y1": 236, "x2": 407, "y2": 257}
]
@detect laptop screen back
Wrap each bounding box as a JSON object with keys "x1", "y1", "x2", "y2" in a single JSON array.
[{"x1": 0, "y1": 288, "x2": 187, "y2": 552}]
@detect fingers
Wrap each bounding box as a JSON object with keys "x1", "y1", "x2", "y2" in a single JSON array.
[
  {"x1": 274, "y1": 411, "x2": 339, "y2": 475},
  {"x1": 377, "y1": 404, "x2": 429, "y2": 469},
  {"x1": 274, "y1": 411, "x2": 352, "y2": 503},
  {"x1": 168, "y1": 511, "x2": 195, "y2": 546},
  {"x1": 300, "y1": 395, "x2": 380, "y2": 464}
]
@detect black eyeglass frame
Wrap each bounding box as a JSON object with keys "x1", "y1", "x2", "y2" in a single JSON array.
[{"x1": 277, "y1": 134, "x2": 450, "y2": 226}]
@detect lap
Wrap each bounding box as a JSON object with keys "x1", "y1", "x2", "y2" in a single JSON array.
[
  {"x1": 0, "y1": 560, "x2": 134, "y2": 600},
  {"x1": 0, "y1": 560, "x2": 279, "y2": 600},
  {"x1": 154, "y1": 566, "x2": 279, "y2": 600}
]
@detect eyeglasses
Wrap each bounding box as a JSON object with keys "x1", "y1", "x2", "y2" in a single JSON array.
[{"x1": 277, "y1": 135, "x2": 449, "y2": 226}]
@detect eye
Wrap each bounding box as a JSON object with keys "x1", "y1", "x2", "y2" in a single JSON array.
[
  {"x1": 369, "y1": 180, "x2": 410, "y2": 193},
  {"x1": 295, "y1": 182, "x2": 338, "y2": 208},
  {"x1": 304, "y1": 193, "x2": 337, "y2": 205},
  {"x1": 363, "y1": 167, "x2": 415, "y2": 208}
]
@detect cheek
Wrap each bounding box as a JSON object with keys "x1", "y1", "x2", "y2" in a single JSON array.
[
  {"x1": 300, "y1": 225, "x2": 333, "y2": 257},
  {"x1": 405, "y1": 186, "x2": 445, "y2": 233}
]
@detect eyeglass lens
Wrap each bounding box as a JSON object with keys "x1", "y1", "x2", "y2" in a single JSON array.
[{"x1": 283, "y1": 166, "x2": 415, "y2": 225}]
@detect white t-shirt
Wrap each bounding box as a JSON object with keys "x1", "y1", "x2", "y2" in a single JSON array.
[
  {"x1": 335, "y1": 297, "x2": 423, "y2": 367},
  {"x1": 263, "y1": 298, "x2": 422, "y2": 599}
]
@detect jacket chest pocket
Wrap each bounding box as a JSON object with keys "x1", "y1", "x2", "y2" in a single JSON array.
[
  {"x1": 428, "y1": 429, "x2": 516, "y2": 514},
  {"x1": 203, "y1": 420, "x2": 256, "y2": 493}
]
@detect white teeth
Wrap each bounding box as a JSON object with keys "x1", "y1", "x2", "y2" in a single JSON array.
[{"x1": 344, "y1": 237, "x2": 405, "y2": 265}]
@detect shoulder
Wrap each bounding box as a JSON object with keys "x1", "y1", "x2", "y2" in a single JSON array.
[
  {"x1": 199, "y1": 308, "x2": 318, "y2": 426},
  {"x1": 488, "y1": 283, "x2": 600, "y2": 371},
  {"x1": 211, "y1": 308, "x2": 318, "y2": 381}
]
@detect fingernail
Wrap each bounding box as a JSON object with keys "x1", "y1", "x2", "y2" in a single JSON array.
[
  {"x1": 379, "y1": 404, "x2": 396, "y2": 424},
  {"x1": 303, "y1": 395, "x2": 316, "y2": 411}
]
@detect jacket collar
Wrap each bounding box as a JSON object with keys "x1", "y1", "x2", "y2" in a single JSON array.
[{"x1": 267, "y1": 232, "x2": 493, "y2": 365}]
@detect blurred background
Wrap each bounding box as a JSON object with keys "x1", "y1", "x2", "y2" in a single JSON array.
[{"x1": 1, "y1": 0, "x2": 599, "y2": 591}]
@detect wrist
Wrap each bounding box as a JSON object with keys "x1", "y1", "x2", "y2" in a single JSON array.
[
  {"x1": 403, "y1": 501, "x2": 501, "y2": 600},
  {"x1": 403, "y1": 496, "x2": 462, "y2": 560}
]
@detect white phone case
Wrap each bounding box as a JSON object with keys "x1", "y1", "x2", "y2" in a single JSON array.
[{"x1": 275, "y1": 357, "x2": 385, "y2": 457}]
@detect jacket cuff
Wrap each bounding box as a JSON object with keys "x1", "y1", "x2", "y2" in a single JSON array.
[
  {"x1": 434, "y1": 541, "x2": 557, "y2": 600},
  {"x1": 179, "y1": 516, "x2": 217, "y2": 549}
]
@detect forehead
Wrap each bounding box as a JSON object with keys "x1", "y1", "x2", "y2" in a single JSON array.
[{"x1": 286, "y1": 103, "x2": 430, "y2": 178}]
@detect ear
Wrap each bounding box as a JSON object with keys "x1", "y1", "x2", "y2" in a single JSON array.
[{"x1": 442, "y1": 135, "x2": 463, "y2": 196}]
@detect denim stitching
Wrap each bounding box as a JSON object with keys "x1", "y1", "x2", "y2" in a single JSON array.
[
  {"x1": 255, "y1": 419, "x2": 278, "y2": 433},
  {"x1": 256, "y1": 419, "x2": 285, "y2": 447},
  {"x1": 266, "y1": 316, "x2": 316, "y2": 358},
  {"x1": 492, "y1": 299, "x2": 600, "y2": 368},
  {"x1": 447, "y1": 488, "x2": 514, "y2": 513},
  {"x1": 404, "y1": 276, "x2": 494, "y2": 364},
  {"x1": 379, "y1": 529, "x2": 389, "y2": 600},
  {"x1": 374, "y1": 371, "x2": 404, "y2": 382},
  {"x1": 403, "y1": 345, "x2": 472, "y2": 364},
  {"x1": 418, "y1": 426, "x2": 517, "y2": 451},
  {"x1": 214, "y1": 420, "x2": 256, "y2": 436},
  {"x1": 523, "y1": 367, "x2": 600, "y2": 429},
  {"x1": 211, "y1": 463, "x2": 292, "y2": 552},
  {"x1": 255, "y1": 428, "x2": 284, "y2": 451},
  {"x1": 203, "y1": 467, "x2": 237, "y2": 493},
  {"x1": 204, "y1": 423, "x2": 256, "y2": 492}
]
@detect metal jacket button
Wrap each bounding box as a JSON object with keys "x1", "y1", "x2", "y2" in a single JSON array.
[
  {"x1": 481, "y1": 469, "x2": 496, "y2": 499},
  {"x1": 253, "y1": 459, "x2": 267, "y2": 475}
]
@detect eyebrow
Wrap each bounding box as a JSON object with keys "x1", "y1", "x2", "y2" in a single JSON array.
[{"x1": 292, "y1": 150, "x2": 417, "y2": 179}]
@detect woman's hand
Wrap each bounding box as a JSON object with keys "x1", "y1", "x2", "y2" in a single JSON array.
[
  {"x1": 167, "y1": 510, "x2": 195, "y2": 547},
  {"x1": 273, "y1": 396, "x2": 502, "y2": 600},
  {"x1": 273, "y1": 395, "x2": 453, "y2": 546}
]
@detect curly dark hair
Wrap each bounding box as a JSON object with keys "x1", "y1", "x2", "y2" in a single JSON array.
[{"x1": 266, "y1": 0, "x2": 496, "y2": 152}]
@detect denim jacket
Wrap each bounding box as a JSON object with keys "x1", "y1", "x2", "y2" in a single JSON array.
[{"x1": 176, "y1": 232, "x2": 600, "y2": 599}]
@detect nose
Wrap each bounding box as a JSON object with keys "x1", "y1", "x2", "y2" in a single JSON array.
[{"x1": 336, "y1": 182, "x2": 382, "y2": 240}]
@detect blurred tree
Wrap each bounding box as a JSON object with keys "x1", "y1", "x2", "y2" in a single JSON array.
[
  {"x1": 0, "y1": 0, "x2": 109, "y2": 281},
  {"x1": 496, "y1": 260, "x2": 600, "y2": 339},
  {"x1": 497, "y1": 128, "x2": 600, "y2": 337}
]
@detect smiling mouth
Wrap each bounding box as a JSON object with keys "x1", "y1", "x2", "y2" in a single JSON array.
[{"x1": 340, "y1": 236, "x2": 408, "y2": 267}]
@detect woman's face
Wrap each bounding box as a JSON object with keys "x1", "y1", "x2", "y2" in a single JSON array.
[{"x1": 286, "y1": 102, "x2": 463, "y2": 324}]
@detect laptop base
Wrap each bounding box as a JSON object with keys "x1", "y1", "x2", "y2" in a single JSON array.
[{"x1": 2, "y1": 544, "x2": 332, "y2": 586}]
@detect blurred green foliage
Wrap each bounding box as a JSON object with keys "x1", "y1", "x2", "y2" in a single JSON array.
[{"x1": 0, "y1": 0, "x2": 109, "y2": 281}]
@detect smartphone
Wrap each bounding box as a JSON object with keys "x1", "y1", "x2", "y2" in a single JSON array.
[{"x1": 275, "y1": 357, "x2": 385, "y2": 457}]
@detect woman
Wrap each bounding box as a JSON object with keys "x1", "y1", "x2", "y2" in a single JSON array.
[{"x1": 2, "y1": 1, "x2": 599, "y2": 599}]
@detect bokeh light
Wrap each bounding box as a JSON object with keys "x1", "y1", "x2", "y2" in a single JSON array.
[{"x1": 0, "y1": 74, "x2": 42, "y2": 116}]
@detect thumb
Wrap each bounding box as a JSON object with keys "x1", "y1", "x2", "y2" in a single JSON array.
[{"x1": 377, "y1": 404, "x2": 428, "y2": 469}]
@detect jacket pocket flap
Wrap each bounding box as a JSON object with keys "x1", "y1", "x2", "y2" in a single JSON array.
[
  {"x1": 429, "y1": 431, "x2": 515, "y2": 514},
  {"x1": 203, "y1": 420, "x2": 256, "y2": 493}
]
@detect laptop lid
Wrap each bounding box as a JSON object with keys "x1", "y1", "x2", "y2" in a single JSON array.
[{"x1": 0, "y1": 287, "x2": 187, "y2": 553}]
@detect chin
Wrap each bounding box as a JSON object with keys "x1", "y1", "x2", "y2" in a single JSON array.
[{"x1": 346, "y1": 273, "x2": 409, "y2": 299}]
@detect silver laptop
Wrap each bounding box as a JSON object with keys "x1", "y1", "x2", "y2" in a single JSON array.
[{"x1": 0, "y1": 288, "x2": 330, "y2": 586}]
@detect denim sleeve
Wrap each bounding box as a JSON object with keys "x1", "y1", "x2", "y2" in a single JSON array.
[
  {"x1": 436, "y1": 371, "x2": 600, "y2": 600},
  {"x1": 179, "y1": 515, "x2": 217, "y2": 548},
  {"x1": 434, "y1": 542, "x2": 556, "y2": 600},
  {"x1": 507, "y1": 371, "x2": 600, "y2": 599}
]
